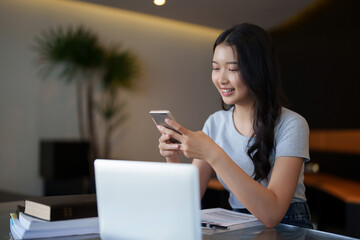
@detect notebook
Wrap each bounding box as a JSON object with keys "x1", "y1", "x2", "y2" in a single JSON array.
[{"x1": 94, "y1": 159, "x2": 201, "y2": 240}]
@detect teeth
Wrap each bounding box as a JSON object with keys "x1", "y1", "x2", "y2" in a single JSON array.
[{"x1": 222, "y1": 89, "x2": 234, "y2": 93}]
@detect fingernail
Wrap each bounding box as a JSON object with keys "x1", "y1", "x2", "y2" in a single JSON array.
[
  {"x1": 157, "y1": 125, "x2": 163, "y2": 130},
  {"x1": 173, "y1": 144, "x2": 179, "y2": 149}
]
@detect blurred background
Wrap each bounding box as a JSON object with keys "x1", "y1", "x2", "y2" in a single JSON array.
[{"x1": 0, "y1": 0, "x2": 359, "y2": 237}]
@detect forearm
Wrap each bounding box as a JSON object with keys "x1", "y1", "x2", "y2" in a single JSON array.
[
  {"x1": 208, "y1": 150, "x2": 290, "y2": 227},
  {"x1": 192, "y1": 159, "x2": 214, "y2": 198}
]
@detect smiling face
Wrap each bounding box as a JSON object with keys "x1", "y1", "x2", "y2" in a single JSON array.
[{"x1": 212, "y1": 43, "x2": 253, "y2": 107}]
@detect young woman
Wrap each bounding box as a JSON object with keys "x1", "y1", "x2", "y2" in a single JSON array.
[{"x1": 156, "y1": 23, "x2": 313, "y2": 229}]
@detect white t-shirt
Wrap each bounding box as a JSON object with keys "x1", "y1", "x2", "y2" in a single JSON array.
[{"x1": 202, "y1": 107, "x2": 310, "y2": 209}]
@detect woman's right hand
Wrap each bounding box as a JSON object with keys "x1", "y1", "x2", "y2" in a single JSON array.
[{"x1": 157, "y1": 126, "x2": 182, "y2": 163}]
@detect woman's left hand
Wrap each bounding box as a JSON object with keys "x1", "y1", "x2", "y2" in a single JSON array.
[{"x1": 159, "y1": 118, "x2": 222, "y2": 163}]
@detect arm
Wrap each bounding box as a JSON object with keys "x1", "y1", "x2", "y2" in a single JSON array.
[
  {"x1": 164, "y1": 118, "x2": 304, "y2": 228},
  {"x1": 211, "y1": 150, "x2": 303, "y2": 227},
  {"x1": 193, "y1": 159, "x2": 215, "y2": 198}
]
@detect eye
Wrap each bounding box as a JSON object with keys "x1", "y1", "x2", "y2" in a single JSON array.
[
  {"x1": 212, "y1": 65, "x2": 220, "y2": 71},
  {"x1": 229, "y1": 68, "x2": 239, "y2": 72}
]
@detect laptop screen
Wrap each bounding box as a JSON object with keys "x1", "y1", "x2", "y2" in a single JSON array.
[{"x1": 94, "y1": 159, "x2": 201, "y2": 240}]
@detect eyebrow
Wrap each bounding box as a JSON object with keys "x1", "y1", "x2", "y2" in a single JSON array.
[{"x1": 212, "y1": 60, "x2": 238, "y2": 65}]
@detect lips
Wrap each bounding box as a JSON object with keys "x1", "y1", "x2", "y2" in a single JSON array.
[
  {"x1": 222, "y1": 88, "x2": 234, "y2": 93},
  {"x1": 221, "y1": 88, "x2": 235, "y2": 96}
]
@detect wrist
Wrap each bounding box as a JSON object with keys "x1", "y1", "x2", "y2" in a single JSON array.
[
  {"x1": 207, "y1": 146, "x2": 225, "y2": 166},
  {"x1": 166, "y1": 156, "x2": 180, "y2": 163}
]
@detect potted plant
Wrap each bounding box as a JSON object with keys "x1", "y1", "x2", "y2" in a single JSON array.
[{"x1": 33, "y1": 25, "x2": 140, "y2": 192}]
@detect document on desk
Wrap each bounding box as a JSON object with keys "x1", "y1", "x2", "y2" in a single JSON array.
[{"x1": 201, "y1": 208, "x2": 263, "y2": 234}]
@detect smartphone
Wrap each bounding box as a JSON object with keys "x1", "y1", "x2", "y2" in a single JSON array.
[{"x1": 149, "y1": 110, "x2": 182, "y2": 143}]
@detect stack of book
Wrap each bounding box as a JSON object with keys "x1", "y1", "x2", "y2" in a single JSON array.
[{"x1": 9, "y1": 194, "x2": 99, "y2": 240}]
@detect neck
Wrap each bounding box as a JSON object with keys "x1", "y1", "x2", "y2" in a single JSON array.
[{"x1": 232, "y1": 103, "x2": 254, "y2": 137}]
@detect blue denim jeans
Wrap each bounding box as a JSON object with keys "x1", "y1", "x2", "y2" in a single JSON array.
[{"x1": 234, "y1": 202, "x2": 314, "y2": 229}]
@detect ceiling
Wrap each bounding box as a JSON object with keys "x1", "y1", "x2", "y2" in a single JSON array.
[{"x1": 75, "y1": 0, "x2": 317, "y2": 30}]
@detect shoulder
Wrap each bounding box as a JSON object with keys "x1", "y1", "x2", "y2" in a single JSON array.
[
  {"x1": 207, "y1": 109, "x2": 231, "y2": 122},
  {"x1": 274, "y1": 108, "x2": 310, "y2": 161},
  {"x1": 202, "y1": 108, "x2": 232, "y2": 135},
  {"x1": 276, "y1": 108, "x2": 309, "y2": 133},
  {"x1": 274, "y1": 108, "x2": 310, "y2": 144}
]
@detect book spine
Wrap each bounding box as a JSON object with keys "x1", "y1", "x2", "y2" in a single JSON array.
[{"x1": 50, "y1": 203, "x2": 97, "y2": 221}]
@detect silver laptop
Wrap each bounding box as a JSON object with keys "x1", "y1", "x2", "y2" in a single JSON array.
[{"x1": 94, "y1": 159, "x2": 201, "y2": 240}]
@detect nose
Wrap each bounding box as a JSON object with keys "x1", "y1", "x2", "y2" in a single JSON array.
[{"x1": 218, "y1": 69, "x2": 229, "y2": 85}]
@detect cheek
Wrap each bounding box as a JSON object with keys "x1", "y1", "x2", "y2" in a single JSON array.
[
  {"x1": 211, "y1": 72, "x2": 218, "y2": 86},
  {"x1": 233, "y1": 74, "x2": 246, "y2": 88}
]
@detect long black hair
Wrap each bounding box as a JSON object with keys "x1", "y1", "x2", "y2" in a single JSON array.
[{"x1": 214, "y1": 23, "x2": 285, "y2": 181}]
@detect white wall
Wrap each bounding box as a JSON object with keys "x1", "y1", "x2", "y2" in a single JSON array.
[{"x1": 0, "y1": 0, "x2": 221, "y2": 195}]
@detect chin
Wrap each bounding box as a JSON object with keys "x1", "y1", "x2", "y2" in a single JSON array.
[{"x1": 222, "y1": 99, "x2": 235, "y2": 106}]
